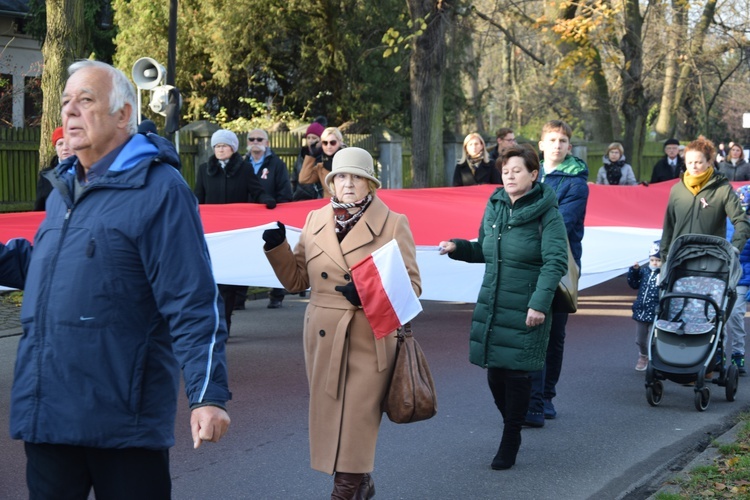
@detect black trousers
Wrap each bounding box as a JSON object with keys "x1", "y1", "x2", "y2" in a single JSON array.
[
  {"x1": 25, "y1": 442, "x2": 170, "y2": 500},
  {"x1": 219, "y1": 284, "x2": 246, "y2": 335}
]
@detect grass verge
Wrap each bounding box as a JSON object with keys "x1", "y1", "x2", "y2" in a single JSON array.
[
  {"x1": 655, "y1": 412, "x2": 750, "y2": 499},
  {"x1": 0, "y1": 291, "x2": 23, "y2": 307}
]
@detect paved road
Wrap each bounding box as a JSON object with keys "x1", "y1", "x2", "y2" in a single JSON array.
[{"x1": 1, "y1": 279, "x2": 748, "y2": 499}]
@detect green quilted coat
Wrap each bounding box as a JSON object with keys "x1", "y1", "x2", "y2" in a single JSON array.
[{"x1": 450, "y1": 182, "x2": 569, "y2": 371}]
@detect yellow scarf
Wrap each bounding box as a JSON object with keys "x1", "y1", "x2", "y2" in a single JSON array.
[{"x1": 683, "y1": 166, "x2": 714, "y2": 196}]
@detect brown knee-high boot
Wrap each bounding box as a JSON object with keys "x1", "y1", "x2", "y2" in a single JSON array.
[
  {"x1": 331, "y1": 472, "x2": 365, "y2": 500},
  {"x1": 354, "y1": 473, "x2": 375, "y2": 500}
]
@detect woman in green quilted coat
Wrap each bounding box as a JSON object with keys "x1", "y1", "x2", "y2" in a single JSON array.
[{"x1": 439, "y1": 144, "x2": 569, "y2": 470}]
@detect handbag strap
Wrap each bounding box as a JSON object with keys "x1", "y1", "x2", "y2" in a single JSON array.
[{"x1": 398, "y1": 322, "x2": 414, "y2": 339}]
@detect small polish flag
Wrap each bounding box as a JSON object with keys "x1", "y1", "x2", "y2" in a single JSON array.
[{"x1": 350, "y1": 239, "x2": 423, "y2": 339}]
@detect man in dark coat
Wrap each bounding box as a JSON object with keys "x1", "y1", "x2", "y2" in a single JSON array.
[
  {"x1": 650, "y1": 138, "x2": 685, "y2": 183},
  {"x1": 245, "y1": 128, "x2": 293, "y2": 308}
]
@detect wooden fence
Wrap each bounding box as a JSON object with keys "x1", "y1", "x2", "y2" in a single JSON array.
[
  {"x1": 0, "y1": 126, "x2": 671, "y2": 206},
  {"x1": 0, "y1": 127, "x2": 41, "y2": 203}
]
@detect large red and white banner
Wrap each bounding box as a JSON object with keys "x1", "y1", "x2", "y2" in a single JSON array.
[{"x1": 0, "y1": 180, "x2": 711, "y2": 302}]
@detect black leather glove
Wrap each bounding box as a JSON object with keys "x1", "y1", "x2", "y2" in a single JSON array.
[
  {"x1": 335, "y1": 282, "x2": 361, "y2": 307},
  {"x1": 265, "y1": 199, "x2": 277, "y2": 210},
  {"x1": 262, "y1": 222, "x2": 286, "y2": 250},
  {"x1": 309, "y1": 142, "x2": 322, "y2": 158}
]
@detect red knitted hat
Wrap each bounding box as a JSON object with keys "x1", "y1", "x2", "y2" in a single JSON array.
[
  {"x1": 51, "y1": 127, "x2": 64, "y2": 146},
  {"x1": 306, "y1": 122, "x2": 325, "y2": 138}
]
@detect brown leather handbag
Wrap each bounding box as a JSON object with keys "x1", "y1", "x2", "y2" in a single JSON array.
[{"x1": 382, "y1": 323, "x2": 438, "y2": 423}]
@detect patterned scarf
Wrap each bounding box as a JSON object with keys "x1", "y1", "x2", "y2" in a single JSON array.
[
  {"x1": 683, "y1": 166, "x2": 713, "y2": 196},
  {"x1": 605, "y1": 159, "x2": 624, "y2": 185},
  {"x1": 332, "y1": 194, "x2": 373, "y2": 241}
]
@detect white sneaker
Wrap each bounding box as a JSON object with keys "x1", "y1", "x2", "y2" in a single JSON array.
[{"x1": 635, "y1": 355, "x2": 648, "y2": 371}]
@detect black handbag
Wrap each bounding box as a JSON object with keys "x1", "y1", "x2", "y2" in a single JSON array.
[{"x1": 382, "y1": 323, "x2": 438, "y2": 423}]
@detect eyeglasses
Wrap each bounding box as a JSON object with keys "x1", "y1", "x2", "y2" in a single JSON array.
[
  {"x1": 247, "y1": 137, "x2": 265, "y2": 142},
  {"x1": 213, "y1": 144, "x2": 231, "y2": 148},
  {"x1": 322, "y1": 140, "x2": 338, "y2": 146}
]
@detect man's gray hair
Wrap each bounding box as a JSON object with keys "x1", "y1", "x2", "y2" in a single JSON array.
[
  {"x1": 68, "y1": 60, "x2": 138, "y2": 135},
  {"x1": 248, "y1": 128, "x2": 269, "y2": 141}
]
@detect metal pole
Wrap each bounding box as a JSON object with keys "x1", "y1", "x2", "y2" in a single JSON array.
[{"x1": 167, "y1": 0, "x2": 177, "y2": 87}]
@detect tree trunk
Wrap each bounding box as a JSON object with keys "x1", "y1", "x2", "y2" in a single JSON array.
[
  {"x1": 620, "y1": 0, "x2": 648, "y2": 180},
  {"x1": 653, "y1": 0, "x2": 686, "y2": 139},
  {"x1": 671, "y1": 0, "x2": 717, "y2": 137},
  {"x1": 40, "y1": 0, "x2": 85, "y2": 169},
  {"x1": 407, "y1": 0, "x2": 450, "y2": 187}
]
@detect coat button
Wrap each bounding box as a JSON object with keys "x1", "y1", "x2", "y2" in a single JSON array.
[
  {"x1": 344, "y1": 274, "x2": 351, "y2": 281},
  {"x1": 319, "y1": 330, "x2": 325, "y2": 337},
  {"x1": 321, "y1": 272, "x2": 328, "y2": 279}
]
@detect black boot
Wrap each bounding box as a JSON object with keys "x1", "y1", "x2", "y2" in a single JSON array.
[
  {"x1": 354, "y1": 473, "x2": 375, "y2": 499},
  {"x1": 491, "y1": 371, "x2": 531, "y2": 470},
  {"x1": 492, "y1": 429, "x2": 522, "y2": 470},
  {"x1": 331, "y1": 472, "x2": 365, "y2": 500}
]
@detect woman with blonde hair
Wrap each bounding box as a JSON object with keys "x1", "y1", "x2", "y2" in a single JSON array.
[
  {"x1": 453, "y1": 133, "x2": 502, "y2": 186},
  {"x1": 718, "y1": 142, "x2": 750, "y2": 181},
  {"x1": 596, "y1": 142, "x2": 637, "y2": 185},
  {"x1": 299, "y1": 126, "x2": 346, "y2": 198}
]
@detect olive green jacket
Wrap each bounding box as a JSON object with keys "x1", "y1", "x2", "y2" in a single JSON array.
[{"x1": 660, "y1": 171, "x2": 750, "y2": 262}]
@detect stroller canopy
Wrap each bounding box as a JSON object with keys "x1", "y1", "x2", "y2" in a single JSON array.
[{"x1": 662, "y1": 234, "x2": 742, "y2": 290}]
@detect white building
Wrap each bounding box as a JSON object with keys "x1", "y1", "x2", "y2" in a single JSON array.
[{"x1": 0, "y1": 0, "x2": 42, "y2": 128}]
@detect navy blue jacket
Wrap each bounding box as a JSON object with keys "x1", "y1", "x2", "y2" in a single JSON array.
[
  {"x1": 2, "y1": 133, "x2": 231, "y2": 449},
  {"x1": 627, "y1": 265, "x2": 661, "y2": 322},
  {"x1": 540, "y1": 155, "x2": 589, "y2": 268},
  {"x1": 727, "y1": 221, "x2": 750, "y2": 287}
]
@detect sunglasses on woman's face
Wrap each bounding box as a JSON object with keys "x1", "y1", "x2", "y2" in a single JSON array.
[{"x1": 322, "y1": 140, "x2": 338, "y2": 146}]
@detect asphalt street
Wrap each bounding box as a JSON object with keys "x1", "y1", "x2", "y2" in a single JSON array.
[{"x1": 1, "y1": 278, "x2": 748, "y2": 499}]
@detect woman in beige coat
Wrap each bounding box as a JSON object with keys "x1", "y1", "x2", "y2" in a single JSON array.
[{"x1": 263, "y1": 147, "x2": 421, "y2": 499}]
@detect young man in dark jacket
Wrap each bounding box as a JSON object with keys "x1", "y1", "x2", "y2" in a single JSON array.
[
  {"x1": 0, "y1": 60, "x2": 231, "y2": 498},
  {"x1": 526, "y1": 120, "x2": 589, "y2": 427}
]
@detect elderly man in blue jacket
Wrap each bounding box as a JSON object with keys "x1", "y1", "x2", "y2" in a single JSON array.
[{"x1": 0, "y1": 60, "x2": 231, "y2": 499}]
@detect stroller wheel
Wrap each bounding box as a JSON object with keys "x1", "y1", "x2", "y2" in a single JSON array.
[
  {"x1": 726, "y1": 364, "x2": 739, "y2": 402},
  {"x1": 646, "y1": 380, "x2": 663, "y2": 407},
  {"x1": 694, "y1": 387, "x2": 710, "y2": 412}
]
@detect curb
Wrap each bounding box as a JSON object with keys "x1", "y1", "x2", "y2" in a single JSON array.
[{"x1": 646, "y1": 419, "x2": 746, "y2": 499}]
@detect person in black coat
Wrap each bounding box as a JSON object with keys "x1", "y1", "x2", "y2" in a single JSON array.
[
  {"x1": 244, "y1": 128, "x2": 294, "y2": 308},
  {"x1": 453, "y1": 133, "x2": 502, "y2": 186},
  {"x1": 34, "y1": 127, "x2": 72, "y2": 211},
  {"x1": 194, "y1": 129, "x2": 275, "y2": 334},
  {"x1": 650, "y1": 138, "x2": 685, "y2": 183},
  {"x1": 292, "y1": 122, "x2": 326, "y2": 200}
]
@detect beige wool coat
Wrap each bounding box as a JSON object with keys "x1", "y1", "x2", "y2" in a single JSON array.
[
  {"x1": 265, "y1": 195, "x2": 421, "y2": 475},
  {"x1": 298, "y1": 155, "x2": 335, "y2": 198}
]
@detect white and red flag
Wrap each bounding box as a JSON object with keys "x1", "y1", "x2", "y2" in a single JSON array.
[{"x1": 350, "y1": 239, "x2": 422, "y2": 339}]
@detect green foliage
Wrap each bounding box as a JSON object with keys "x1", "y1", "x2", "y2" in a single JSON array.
[
  {"x1": 26, "y1": 0, "x2": 116, "y2": 62},
  {"x1": 113, "y1": 0, "x2": 412, "y2": 132}
]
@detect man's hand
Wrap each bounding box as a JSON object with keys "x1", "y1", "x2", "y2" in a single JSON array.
[{"x1": 191, "y1": 406, "x2": 230, "y2": 449}]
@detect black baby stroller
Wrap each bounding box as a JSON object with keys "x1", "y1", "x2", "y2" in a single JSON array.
[{"x1": 645, "y1": 234, "x2": 741, "y2": 411}]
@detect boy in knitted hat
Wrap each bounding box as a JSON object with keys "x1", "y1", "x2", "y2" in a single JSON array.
[{"x1": 627, "y1": 241, "x2": 662, "y2": 371}]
